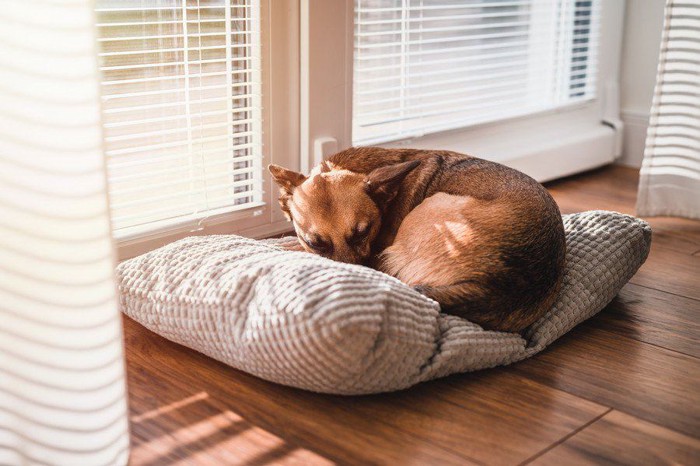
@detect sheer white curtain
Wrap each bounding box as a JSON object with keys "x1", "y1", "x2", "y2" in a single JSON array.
[
  {"x1": 637, "y1": 0, "x2": 700, "y2": 219},
  {"x1": 0, "y1": 1, "x2": 130, "y2": 465}
]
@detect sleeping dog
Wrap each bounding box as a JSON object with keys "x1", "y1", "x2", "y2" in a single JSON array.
[{"x1": 269, "y1": 147, "x2": 565, "y2": 332}]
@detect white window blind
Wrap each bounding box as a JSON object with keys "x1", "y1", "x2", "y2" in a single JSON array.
[
  {"x1": 353, "y1": 0, "x2": 600, "y2": 145},
  {"x1": 96, "y1": 0, "x2": 262, "y2": 239}
]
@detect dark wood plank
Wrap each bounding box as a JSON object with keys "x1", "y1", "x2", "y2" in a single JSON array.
[
  {"x1": 648, "y1": 222, "x2": 700, "y2": 255},
  {"x1": 546, "y1": 165, "x2": 639, "y2": 193},
  {"x1": 555, "y1": 198, "x2": 700, "y2": 258},
  {"x1": 554, "y1": 194, "x2": 700, "y2": 300},
  {"x1": 555, "y1": 193, "x2": 700, "y2": 253},
  {"x1": 546, "y1": 165, "x2": 638, "y2": 214},
  {"x1": 123, "y1": 164, "x2": 700, "y2": 464},
  {"x1": 124, "y1": 317, "x2": 608, "y2": 465},
  {"x1": 512, "y1": 325, "x2": 700, "y2": 438},
  {"x1": 129, "y1": 393, "x2": 328, "y2": 465},
  {"x1": 339, "y1": 369, "x2": 607, "y2": 465},
  {"x1": 126, "y1": 369, "x2": 333, "y2": 465},
  {"x1": 124, "y1": 317, "x2": 475, "y2": 465},
  {"x1": 530, "y1": 410, "x2": 700, "y2": 465},
  {"x1": 547, "y1": 164, "x2": 700, "y2": 316},
  {"x1": 627, "y1": 242, "x2": 700, "y2": 301},
  {"x1": 547, "y1": 165, "x2": 700, "y2": 255},
  {"x1": 588, "y1": 282, "x2": 700, "y2": 358}
]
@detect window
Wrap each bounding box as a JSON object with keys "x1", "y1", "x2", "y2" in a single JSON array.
[
  {"x1": 91, "y1": 0, "x2": 622, "y2": 254},
  {"x1": 353, "y1": 0, "x2": 600, "y2": 145},
  {"x1": 96, "y1": 0, "x2": 263, "y2": 239}
]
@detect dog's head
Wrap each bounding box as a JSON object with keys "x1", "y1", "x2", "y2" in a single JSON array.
[{"x1": 268, "y1": 160, "x2": 420, "y2": 264}]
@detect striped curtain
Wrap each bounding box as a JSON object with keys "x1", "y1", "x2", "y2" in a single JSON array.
[
  {"x1": 637, "y1": 0, "x2": 700, "y2": 219},
  {"x1": 0, "y1": 1, "x2": 130, "y2": 465}
]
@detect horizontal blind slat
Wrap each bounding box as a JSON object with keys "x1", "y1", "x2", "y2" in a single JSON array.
[
  {"x1": 355, "y1": 74, "x2": 597, "y2": 111},
  {"x1": 105, "y1": 138, "x2": 256, "y2": 157},
  {"x1": 101, "y1": 70, "x2": 231, "y2": 85},
  {"x1": 103, "y1": 112, "x2": 251, "y2": 129},
  {"x1": 98, "y1": 40, "x2": 252, "y2": 57},
  {"x1": 97, "y1": 27, "x2": 251, "y2": 42},
  {"x1": 104, "y1": 120, "x2": 248, "y2": 142},
  {"x1": 357, "y1": 10, "x2": 557, "y2": 25},
  {"x1": 355, "y1": 20, "x2": 595, "y2": 39},
  {"x1": 96, "y1": 5, "x2": 252, "y2": 13},
  {"x1": 111, "y1": 179, "x2": 261, "y2": 210},
  {"x1": 110, "y1": 155, "x2": 256, "y2": 179},
  {"x1": 357, "y1": 1, "x2": 546, "y2": 13},
  {"x1": 97, "y1": 18, "x2": 239, "y2": 27},
  {"x1": 111, "y1": 167, "x2": 257, "y2": 196},
  {"x1": 355, "y1": 64, "x2": 599, "y2": 94},
  {"x1": 102, "y1": 82, "x2": 252, "y2": 100},
  {"x1": 102, "y1": 97, "x2": 256, "y2": 114},
  {"x1": 111, "y1": 192, "x2": 259, "y2": 226},
  {"x1": 355, "y1": 39, "x2": 600, "y2": 61}
]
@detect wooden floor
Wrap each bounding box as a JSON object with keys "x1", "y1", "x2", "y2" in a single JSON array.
[{"x1": 123, "y1": 165, "x2": 700, "y2": 465}]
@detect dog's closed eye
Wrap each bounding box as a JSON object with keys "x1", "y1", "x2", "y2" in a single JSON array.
[
  {"x1": 303, "y1": 234, "x2": 333, "y2": 253},
  {"x1": 347, "y1": 222, "x2": 372, "y2": 246}
]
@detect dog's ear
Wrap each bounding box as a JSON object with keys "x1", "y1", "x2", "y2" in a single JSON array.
[
  {"x1": 268, "y1": 164, "x2": 306, "y2": 220},
  {"x1": 320, "y1": 161, "x2": 332, "y2": 173},
  {"x1": 365, "y1": 160, "x2": 420, "y2": 206},
  {"x1": 268, "y1": 164, "x2": 307, "y2": 195}
]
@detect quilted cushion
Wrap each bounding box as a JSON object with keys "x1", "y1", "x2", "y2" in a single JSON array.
[{"x1": 117, "y1": 210, "x2": 651, "y2": 395}]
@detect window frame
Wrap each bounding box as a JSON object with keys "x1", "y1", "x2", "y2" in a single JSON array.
[
  {"x1": 115, "y1": 0, "x2": 300, "y2": 259},
  {"x1": 302, "y1": 0, "x2": 626, "y2": 182},
  {"x1": 115, "y1": 1, "x2": 627, "y2": 258}
]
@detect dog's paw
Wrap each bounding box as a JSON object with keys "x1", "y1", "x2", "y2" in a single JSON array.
[
  {"x1": 282, "y1": 239, "x2": 306, "y2": 253},
  {"x1": 412, "y1": 285, "x2": 431, "y2": 296}
]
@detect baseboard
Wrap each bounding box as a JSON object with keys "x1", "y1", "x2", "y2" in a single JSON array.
[
  {"x1": 503, "y1": 124, "x2": 617, "y2": 182},
  {"x1": 618, "y1": 110, "x2": 649, "y2": 168},
  {"x1": 383, "y1": 107, "x2": 620, "y2": 183}
]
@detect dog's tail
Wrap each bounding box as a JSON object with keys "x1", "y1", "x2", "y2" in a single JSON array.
[{"x1": 414, "y1": 279, "x2": 558, "y2": 333}]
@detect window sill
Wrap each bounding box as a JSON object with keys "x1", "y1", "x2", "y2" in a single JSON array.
[
  {"x1": 116, "y1": 208, "x2": 292, "y2": 261},
  {"x1": 381, "y1": 103, "x2": 619, "y2": 183}
]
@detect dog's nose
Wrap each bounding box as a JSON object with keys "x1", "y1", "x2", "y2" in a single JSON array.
[{"x1": 333, "y1": 247, "x2": 362, "y2": 265}]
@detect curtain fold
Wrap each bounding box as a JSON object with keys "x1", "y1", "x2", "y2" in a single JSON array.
[
  {"x1": 637, "y1": 0, "x2": 700, "y2": 219},
  {"x1": 0, "y1": 1, "x2": 130, "y2": 465}
]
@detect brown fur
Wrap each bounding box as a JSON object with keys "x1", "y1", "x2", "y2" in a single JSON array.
[{"x1": 268, "y1": 147, "x2": 566, "y2": 333}]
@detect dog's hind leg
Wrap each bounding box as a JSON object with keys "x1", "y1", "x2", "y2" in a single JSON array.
[
  {"x1": 379, "y1": 192, "x2": 545, "y2": 332},
  {"x1": 413, "y1": 282, "x2": 531, "y2": 332}
]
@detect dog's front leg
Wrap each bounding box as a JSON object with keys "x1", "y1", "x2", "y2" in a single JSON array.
[{"x1": 283, "y1": 239, "x2": 306, "y2": 252}]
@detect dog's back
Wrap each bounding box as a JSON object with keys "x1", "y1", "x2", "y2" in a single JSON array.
[{"x1": 328, "y1": 147, "x2": 566, "y2": 332}]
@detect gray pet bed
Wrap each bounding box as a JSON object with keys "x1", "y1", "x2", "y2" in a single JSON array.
[{"x1": 117, "y1": 210, "x2": 651, "y2": 395}]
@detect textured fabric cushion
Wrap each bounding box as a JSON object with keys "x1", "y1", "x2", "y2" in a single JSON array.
[{"x1": 117, "y1": 211, "x2": 651, "y2": 395}]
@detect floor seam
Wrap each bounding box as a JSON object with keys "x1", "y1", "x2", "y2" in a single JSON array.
[
  {"x1": 517, "y1": 407, "x2": 613, "y2": 465},
  {"x1": 623, "y1": 281, "x2": 700, "y2": 302},
  {"x1": 585, "y1": 321, "x2": 700, "y2": 360},
  {"x1": 627, "y1": 279, "x2": 699, "y2": 302}
]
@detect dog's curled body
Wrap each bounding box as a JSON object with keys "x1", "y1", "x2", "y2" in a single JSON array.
[{"x1": 269, "y1": 147, "x2": 566, "y2": 333}]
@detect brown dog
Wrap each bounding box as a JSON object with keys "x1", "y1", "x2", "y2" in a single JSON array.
[{"x1": 269, "y1": 147, "x2": 565, "y2": 332}]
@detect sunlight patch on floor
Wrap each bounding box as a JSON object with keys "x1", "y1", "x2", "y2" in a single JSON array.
[
  {"x1": 131, "y1": 392, "x2": 209, "y2": 423},
  {"x1": 132, "y1": 404, "x2": 333, "y2": 465}
]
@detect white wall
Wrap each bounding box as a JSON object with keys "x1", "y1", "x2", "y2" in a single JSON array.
[{"x1": 618, "y1": 0, "x2": 666, "y2": 167}]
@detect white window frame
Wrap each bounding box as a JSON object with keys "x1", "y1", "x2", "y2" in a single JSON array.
[
  {"x1": 301, "y1": 0, "x2": 626, "y2": 182},
  {"x1": 116, "y1": 1, "x2": 626, "y2": 258},
  {"x1": 116, "y1": 0, "x2": 300, "y2": 259}
]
